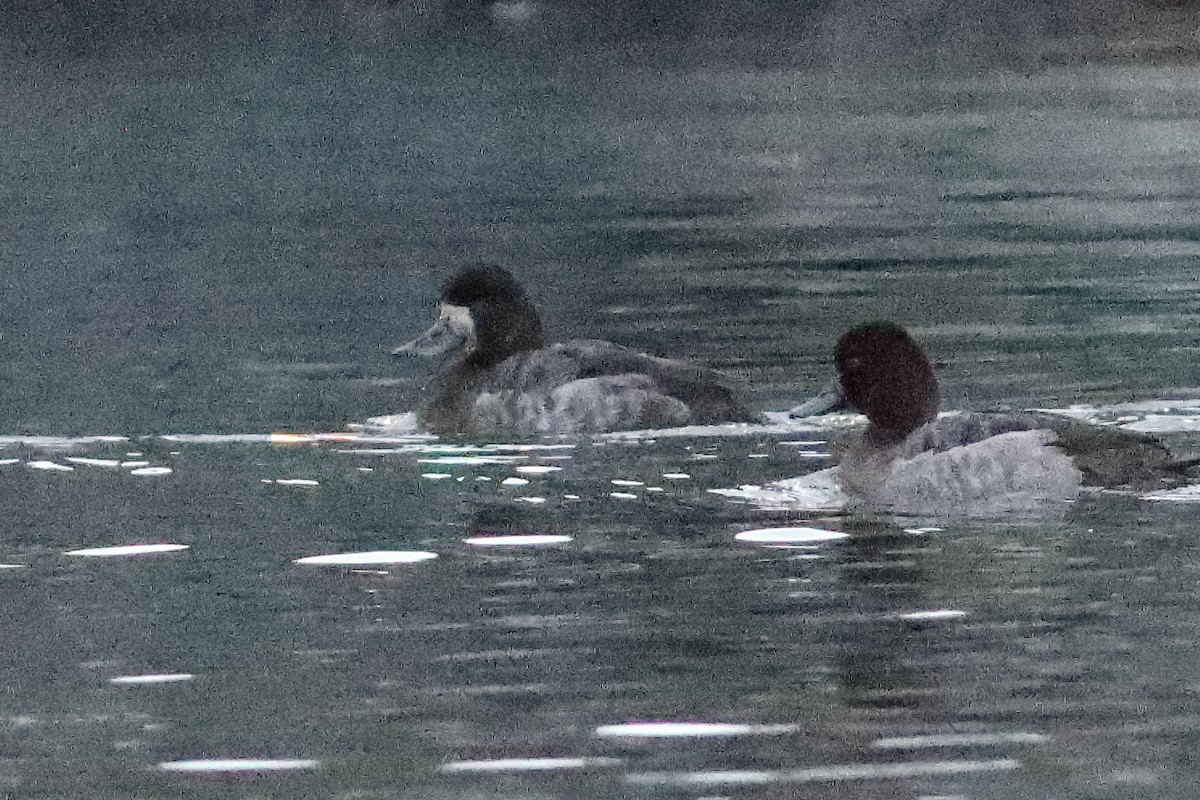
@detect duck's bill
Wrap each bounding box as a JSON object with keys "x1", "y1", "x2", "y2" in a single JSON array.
[
  {"x1": 392, "y1": 318, "x2": 467, "y2": 357},
  {"x1": 786, "y1": 385, "x2": 846, "y2": 419}
]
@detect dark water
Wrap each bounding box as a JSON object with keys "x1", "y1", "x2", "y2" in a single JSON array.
[{"x1": 5, "y1": 13, "x2": 1200, "y2": 799}]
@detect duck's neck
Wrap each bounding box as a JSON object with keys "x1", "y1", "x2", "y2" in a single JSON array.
[
  {"x1": 862, "y1": 422, "x2": 918, "y2": 449},
  {"x1": 420, "y1": 360, "x2": 479, "y2": 435}
]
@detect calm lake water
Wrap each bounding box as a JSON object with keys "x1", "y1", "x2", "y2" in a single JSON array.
[{"x1": 4, "y1": 13, "x2": 1200, "y2": 799}]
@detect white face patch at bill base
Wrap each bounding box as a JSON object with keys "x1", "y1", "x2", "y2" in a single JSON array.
[{"x1": 439, "y1": 303, "x2": 475, "y2": 346}]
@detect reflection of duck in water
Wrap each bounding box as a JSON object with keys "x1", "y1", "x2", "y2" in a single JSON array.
[
  {"x1": 442, "y1": 0, "x2": 536, "y2": 27},
  {"x1": 487, "y1": 0, "x2": 536, "y2": 25},
  {"x1": 781, "y1": 322, "x2": 1192, "y2": 515},
  {"x1": 393, "y1": 264, "x2": 755, "y2": 437}
]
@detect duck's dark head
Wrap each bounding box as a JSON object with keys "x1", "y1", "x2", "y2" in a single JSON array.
[
  {"x1": 393, "y1": 264, "x2": 545, "y2": 370},
  {"x1": 834, "y1": 322, "x2": 938, "y2": 443}
]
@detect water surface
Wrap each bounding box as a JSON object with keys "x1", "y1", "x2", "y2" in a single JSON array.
[{"x1": 4, "y1": 17, "x2": 1200, "y2": 799}]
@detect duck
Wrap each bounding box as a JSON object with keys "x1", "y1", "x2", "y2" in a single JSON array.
[
  {"x1": 392, "y1": 263, "x2": 756, "y2": 437},
  {"x1": 761, "y1": 322, "x2": 1189, "y2": 515}
]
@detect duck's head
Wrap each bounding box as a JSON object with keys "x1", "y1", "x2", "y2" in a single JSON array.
[
  {"x1": 834, "y1": 322, "x2": 938, "y2": 442},
  {"x1": 393, "y1": 264, "x2": 545, "y2": 369}
]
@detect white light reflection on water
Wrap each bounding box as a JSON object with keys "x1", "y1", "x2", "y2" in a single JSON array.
[
  {"x1": 1144, "y1": 484, "x2": 1200, "y2": 502},
  {"x1": 65, "y1": 457, "x2": 121, "y2": 467},
  {"x1": 27, "y1": 461, "x2": 73, "y2": 472},
  {"x1": 158, "y1": 758, "x2": 319, "y2": 773},
  {"x1": 1037, "y1": 398, "x2": 1200, "y2": 433},
  {"x1": 129, "y1": 466, "x2": 172, "y2": 477},
  {"x1": 596, "y1": 722, "x2": 798, "y2": 738},
  {"x1": 595, "y1": 416, "x2": 819, "y2": 440},
  {"x1": 8, "y1": 457, "x2": 171, "y2": 475},
  {"x1": 898, "y1": 609, "x2": 968, "y2": 621},
  {"x1": 110, "y1": 673, "x2": 195, "y2": 685},
  {"x1": 261, "y1": 478, "x2": 318, "y2": 486},
  {"x1": 625, "y1": 758, "x2": 1021, "y2": 787},
  {"x1": 421, "y1": 456, "x2": 527, "y2": 466},
  {"x1": 440, "y1": 757, "x2": 620, "y2": 774},
  {"x1": 161, "y1": 433, "x2": 365, "y2": 444},
  {"x1": 0, "y1": 436, "x2": 129, "y2": 448},
  {"x1": 292, "y1": 551, "x2": 438, "y2": 566},
  {"x1": 734, "y1": 528, "x2": 850, "y2": 545},
  {"x1": 872, "y1": 732, "x2": 1047, "y2": 749},
  {"x1": 711, "y1": 468, "x2": 850, "y2": 510},
  {"x1": 65, "y1": 544, "x2": 190, "y2": 558},
  {"x1": 463, "y1": 535, "x2": 572, "y2": 547}
]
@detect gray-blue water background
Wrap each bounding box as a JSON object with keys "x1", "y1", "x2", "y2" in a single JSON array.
[{"x1": 4, "y1": 3, "x2": 1200, "y2": 798}]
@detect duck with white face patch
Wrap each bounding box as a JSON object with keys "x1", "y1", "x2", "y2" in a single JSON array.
[
  {"x1": 393, "y1": 263, "x2": 757, "y2": 437},
  {"x1": 393, "y1": 303, "x2": 478, "y2": 358}
]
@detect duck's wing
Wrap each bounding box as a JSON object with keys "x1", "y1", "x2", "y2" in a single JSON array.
[
  {"x1": 897, "y1": 412, "x2": 1187, "y2": 490},
  {"x1": 558, "y1": 340, "x2": 757, "y2": 424},
  {"x1": 471, "y1": 344, "x2": 591, "y2": 395},
  {"x1": 457, "y1": 341, "x2": 753, "y2": 434},
  {"x1": 1028, "y1": 413, "x2": 1187, "y2": 490},
  {"x1": 458, "y1": 344, "x2": 689, "y2": 434},
  {"x1": 893, "y1": 413, "x2": 1048, "y2": 459}
]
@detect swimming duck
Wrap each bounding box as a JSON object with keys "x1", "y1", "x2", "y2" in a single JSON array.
[
  {"x1": 774, "y1": 322, "x2": 1187, "y2": 515},
  {"x1": 393, "y1": 264, "x2": 756, "y2": 436}
]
